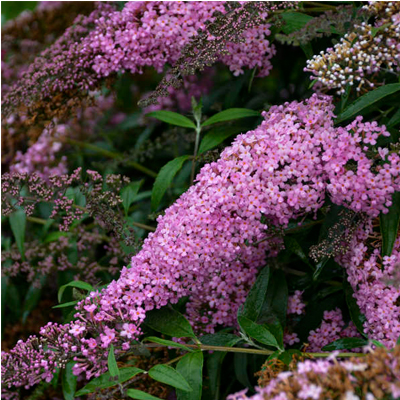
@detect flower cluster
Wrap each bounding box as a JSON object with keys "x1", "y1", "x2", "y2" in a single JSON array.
[
  {"x1": 307, "y1": 308, "x2": 360, "y2": 352},
  {"x1": 305, "y1": 2, "x2": 400, "y2": 94},
  {"x1": 277, "y1": 5, "x2": 366, "y2": 47},
  {"x1": 9, "y1": 125, "x2": 67, "y2": 180},
  {"x1": 2, "y1": 168, "x2": 132, "y2": 237},
  {"x1": 2, "y1": 1, "x2": 276, "y2": 123},
  {"x1": 283, "y1": 290, "x2": 306, "y2": 345},
  {"x1": 88, "y1": 2, "x2": 275, "y2": 78},
  {"x1": 287, "y1": 290, "x2": 306, "y2": 315},
  {"x1": 2, "y1": 226, "x2": 124, "y2": 288},
  {"x1": 2, "y1": 94, "x2": 400, "y2": 392},
  {"x1": 228, "y1": 345, "x2": 400, "y2": 400},
  {"x1": 338, "y1": 223, "x2": 400, "y2": 347},
  {"x1": 1, "y1": 1, "x2": 94, "y2": 94}
]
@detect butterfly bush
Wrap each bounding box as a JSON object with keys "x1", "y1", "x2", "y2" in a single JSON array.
[
  {"x1": 2, "y1": 1, "x2": 275, "y2": 121},
  {"x1": 9, "y1": 125, "x2": 67, "y2": 180},
  {"x1": 338, "y1": 223, "x2": 400, "y2": 347},
  {"x1": 228, "y1": 344, "x2": 400, "y2": 400},
  {"x1": 307, "y1": 308, "x2": 360, "y2": 352},
  {"x1": 2, "y1": 94, "x2": 400, "y2": 392},
  {"x1": 305, "y1": 2, "x2": 400, "y2": 93}
]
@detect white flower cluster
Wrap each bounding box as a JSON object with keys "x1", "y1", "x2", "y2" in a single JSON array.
[{"x1": 306, "y1": 2, "x2": 400, "y2": 94}]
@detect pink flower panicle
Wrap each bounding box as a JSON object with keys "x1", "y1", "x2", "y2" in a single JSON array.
[
  {"x1": 307, "y1": 308, "x2": 360, "y2": 352},
  {"x1": 2, "y1": 1, "x2": 276, "y2": 119},
  {"x1": 339, "y1": 226, "x2": 400, "y2": 347},
  {"x1": 2, "y1": 94, "x2": 400, "y2": 391}
]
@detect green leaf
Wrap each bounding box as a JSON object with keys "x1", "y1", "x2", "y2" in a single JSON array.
[
  {"x1": 58, "y1": 280, "x2": 94, "y2": 303},
  {"x1": 143, "y1": 337, "x2": 194, "y2": 352},
  {"x1": 280, "y1": 12, "x2": 313, "y2": 34},
  {"x1": 5, "y1": 282, "x2": 21, "y2": 319},
  {"x1": 22, "y1": 278, "x2": 45, "y2": 324},
  {"x1": 238, "y1": 266, "x2": 270, "y2": 322},
  {"x1": 264, "y1": 320, "x2": 284, "y2": 350},
  {"x1": 108, "y1": 344, "x2": 120, "y2": 378},
  {"x1": 234, "y1": 353, "x2": 253, "y2": 390},
  {"x1": 121, "y1": 180, "x2": 143, "y2": 216},
  {"x1": 127, "y1": 389, "x2": 162, "y2": 400},
  {"x1": 65, "y1": 187, "x2": 86, "y2": 207},
  {"x1": 198, "y1": 124, "x2": 246, "y2": 154},
  {"x1": 387, "y1": 108, "x2": 400, "y2": 128},
  {"x1": 380, "y1": 192, "x2": 400, "y2": 257},
  {"x1": 52, "y1": 300, "x2": 79, "y2": 309},
  {"x1": 344, "y1": 280, "x2": 367, "y2": 337},
  {"x1": 336, "y1": 83, "x2": 400, "y2": 123},
  {"x1": 200, "y1": 332, "x2": 241, "y2": 347},
  {"x1": 75, "y1": 367, "x2": 144, "y2": 396},
  {"x1": 176, "y1": 352, "x2": 203, "y2": 400},
  {"x1": 259, "y1": 270, "x2": 288, "y2": 327},
  {"x1": 144, "y1": 307, "x2": 196, "y2": 338},
  {"x1": 284, "y1": 237, "x2": 313, "y2": 269},
  {"x1": 9, "y1": 209, "x2": 26, "y2": 258},
  {"x1": 397, "y1": 335, "x2": 400, "y2": 345},
  {"x1": 146, "y1": 111, "x2": 196, "y2": 129},
  {"x1": 43, "y1": 231, "x2": 70, "y2": 244},
  {"x1": 192, "y1": 97, "x2": 203, "y2": 125},
  {"x1": 62, "y1": 362, "x2": 77, "y2": 400},
  {"x1": 201, "y1": 108, "x2": 260, "y2": 127},
  {"x1": 322, "y1": 337, "x2": 368, "y2": 351},
  {"x1": 371, "y1": 339, "x2": 386, "y2": 348},
  {"x1": 313, "y1": 257, "x2": 329, "y2": 281},
  {"x1": 277, "y1": 349, "x2": 303, "y2": 366},
  {"x1": 148, "y1": 365, "x2": 192, "y2": 392},
  {"x1": 238, "y1": 316, "x2": 281, "y2": 349},
  {"x1": 371, "y1": 22, "x2": 391, "y2": 38},
  {"x1": 151, "y1": 156, "x2": 190, "y2": 211}
]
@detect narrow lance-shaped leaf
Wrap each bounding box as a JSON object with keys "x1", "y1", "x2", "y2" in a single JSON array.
[
  {"x1": 107, "y1": 344, "x2": 120, "y2": 378},
  {"x1": 198, "y1": 124, "x2": 246, "y2": 154},
  {"x1": 144, "y1": 307, "x2": 196, "y2": 338},
  {"x1": 58, "y1": 280, "x2": 94, "y2": 303},
  {"x1": 52, "y1": 300, "x2": 79, "y2": 309},
  {"x1": 322, "y1": 337, "x2": 369, "y2": 351},
  {"x1": 284, "y1": 237, "x2": 314, "y2": 269},
  {"x1": 201, "y1": 108, "x2": 260, "y2": 127},
  {"x1": 344, "y1": 279, "x2": 367, "y2": 337},
  {"x1": 387, "y1": 108, "x2": 400, "y2": 128},
  {"x1": 148, "y1": 364, "x2": 192, "y2": 392},
  {"x1": 127, "y1": 389, "x2": 162, "y2": 400},
  {"x1": 22, "y1": 277, "x2": 46, "y2": 324},
  {"x1": 121, "y1": 180, "x2": 143, "y2": 215},
  {"x1": 143, "y1": 336, "x2": 194, "y2": 352},
  {"x1": 151, "y1": 155, "x2": 190, "y2": 211},
  {"x1": 335, "y1": 83, "x2": 400, "y2": 123},
  {"x1": 75, "y1": 367, "x2": 144, "y2": 396},
  {"x1": 9, "y1": 209, "x2": 26, "y2": 258},
  {"x1": 62, "y1": 362, "x2": 77, "y2": 400},
  {"x1": 146, "y1": 111, "x2": 196, "y2": 129},
  {"x1": 238, "y1": 316, "x2": 281, "y2": 350},
  {"x1": 380, "y1": 192, "x2": 400, "y2": 257},
  {"x1": 280, "y1": 12, "x2": 313, "y2": 34},
  {"x1": 176, "y1": 351, "x2": 204, "y2": 400},
  {"x1": 199, "y1": 331, "x2": 243, "y2": 399},
  {"x1": 238, "y1": 265, "x2": 270, "y2": 321}
]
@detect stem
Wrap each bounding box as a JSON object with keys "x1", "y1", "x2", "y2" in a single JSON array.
[
  {"x1": 74, "y1": 204, "x2": 156, "y2": 232},
  {"x1": 142, "y1": 342, "x2": 366, "y2": 358},
  {"x1": 303, "y1": 2, "x2": 337, "y2": 10},
  {"x1": 63, "y1": 138, "x2": 157, "y2": 178},
  {"x1": 27, "y1": 216, "x2": 47, "y2": 225},
  {"x1": 190, "y1": 105, "x2": 202, "y2": 185},
  {"x1": 284, "y1": 220, "x2": 323, "y2": 234},
  {"x1": 129, "y1": 221, "x2": 156, "y2": 232}
]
